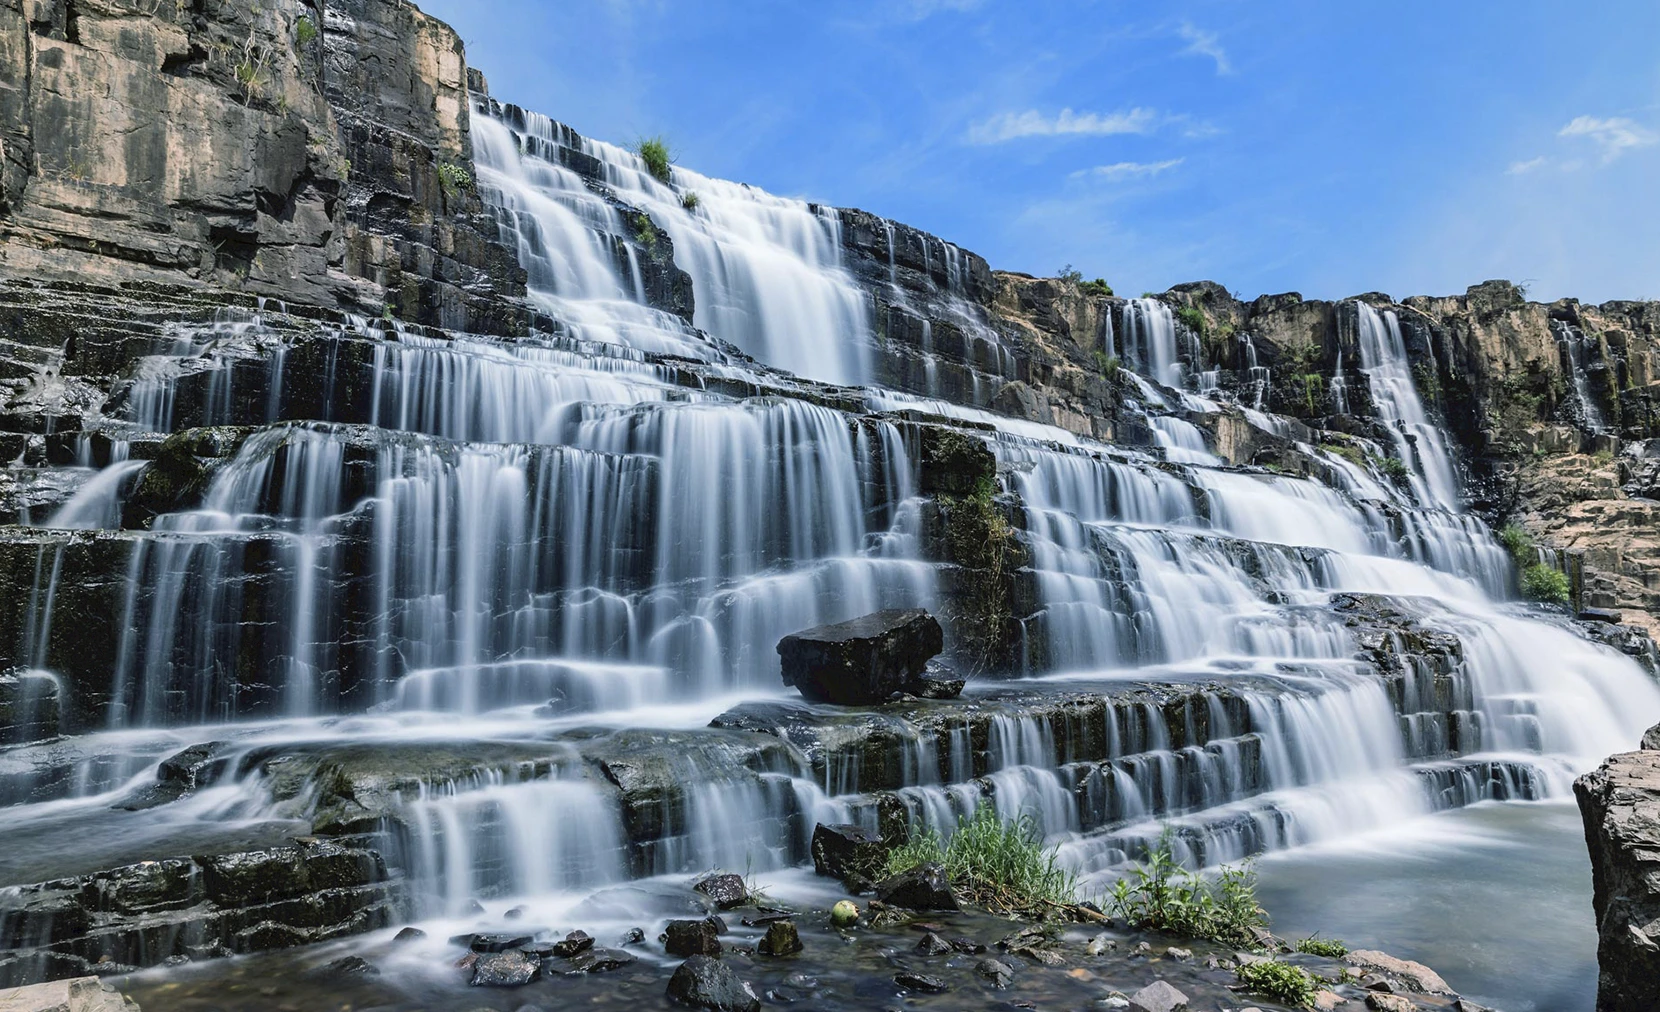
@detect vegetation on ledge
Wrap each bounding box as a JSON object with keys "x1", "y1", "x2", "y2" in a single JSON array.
[
  {"x1": 1107, "y1": 838, "x2": 1266, "y2": 947},
  {"x1": 885, "y1": 805, "x2": 1078, "y2": 915},
  {"x1": 1500, "y1": 523, "x2": 1572, "y2": 605},
  {"x1": 1235, "y1": 958, "x2": 1320, "y2": 1007},
  {"x1": 636, "y1": 136, "x2": 673, "y2": 183}
]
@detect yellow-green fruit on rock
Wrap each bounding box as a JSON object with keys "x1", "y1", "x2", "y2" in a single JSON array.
[{"x1": 831, "y1": 900, "x2": 859, "y2": 927}]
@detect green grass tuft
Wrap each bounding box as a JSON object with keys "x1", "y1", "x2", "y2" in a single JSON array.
[
  {"x1": 1294, "y1": 935, "x2": 1348, "y2": 958},
  {"x1": 1378, "y1": 456, "x2": 1411, "y2": 485},
  {"x1": 295, "y1": 15, "x2": 318, "y2": 46},
  {"x1": 636, "y1": 136, "x2": 673, "y2": 183},
  {"x1": 1175, "y1": 305, "x2": 1207, "y2": 336},
  {"x1": 885, "y1": 805, "x2": 1078, "y2": 914},
  {"x1": 1107, "y1": 836, "x2": 1267, "y2": 947},
  {"x1": 681, "y1": 191, "x2": 700, "y2": 211},
  {"x1": 1235, "y1": 959, "x2": 1319, "y2": 1007}
]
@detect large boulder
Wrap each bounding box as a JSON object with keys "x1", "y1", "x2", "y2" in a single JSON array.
[
  {"x1": 875, "y1": 862, "x2": 958, "y2": 911},
  {"x1": 1577, "y1": 748, "x2": 1660, "y2": 1012},
  {"x1": 666, "y1": 955, "x2": 760, "y2": 1012},
  {"x1": 776, "y1": 610, "x2": 944, "y2": 705},
  {"x1": 664, "y1": 918, "x2": 723, "y2": 958},
  {"x1": 810, "y1": 823, "x2": 889, "y2": 883}
]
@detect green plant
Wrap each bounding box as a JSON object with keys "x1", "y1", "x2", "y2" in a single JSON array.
[
  {"x1": 1412, "y1": 361, "x2": 1442, "y2": 403},
  {"x1": 942, "y1": 471, "x2": 1015, "y2": 671},
  {"x1": 1141, "y1": 290, "x2": 1159, "y2": 299},
  {"x1": 437, "y1": 163, "x2": 473, "y2": 197},
  {"x1": 1522, "y1": 563, "x2": 1571, "y2": 604},
  {"x1": 885, "y1": 805, "x2": 1078, "y2": 915},
  {"x1": 1176, "y1": 305, "x2": 1207, "y2": 336},
  {"x1": 1107, "y1": 836, "x2": 1266, "y2": 947},
  {"x1": 1379, "y1": 456, "x2": 1411, "y2": 485},
  {"x1": 1235, "y1": 959, "x2": 1319, "y2": 1007},
  {"x1": 634, "y1": 219, "x2": 658, "y2": 252},
  {"x1": 1093, "y1": 350, "x2": 1120, "y2": 379},
  {"x1": 295, "y1": 15, "x2": 318, "y2": 45},
  {"x1": 1499, "y1": 523, "x2": 1533, "y2": 559},
  {"x1": 1294, "y1": 935, "x2": 1348, "y2": 958},
  {"x1": 1080, "y1": 278, "x2": 1113, "y2": 298},
  {"x1": 636, "y1": 136, "x2": 673, "y2": 183},
  {"x1": 681, "y1": 191, "x2": 701, "y2": 211},
  {"x1": 1058, "y1": 264, "x2": 1083, "y2": 285}
]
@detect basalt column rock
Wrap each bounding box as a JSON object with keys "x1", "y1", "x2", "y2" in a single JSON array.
[
  {"x1": 1576, "y1": 733, "x2": 1660, "y2": 1012},
  {"x1": 776, "y1": 609, "x2": 944, "y2": 705}
]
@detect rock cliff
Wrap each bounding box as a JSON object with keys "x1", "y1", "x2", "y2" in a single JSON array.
[{"x1": 1577, "y1": 733, "x2": 1660, "y2": 1011}]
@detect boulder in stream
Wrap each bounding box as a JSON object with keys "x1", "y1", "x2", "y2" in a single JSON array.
[
  {"x1": 664, "y1": 918, "x2": 723, "y2": 957},
  {"x1": 1127, "y1": 979, "x2": 1189, "y2": 1012},
  {"x1": 692, "y1": 873, "x2": 749, "y2": 910},
  {"x1": 810, "y1": 823, "x2": 889, "y2": 882},
  {"x1": 469, "y1": 950, "x2": 540, "y2": 987},
  {"x1": 776, "y1": 610, "x2": 944, "y2": 705},
  {"x1": 666, "y1": 955, "x2": 761, "y2": 1012},
  {"x1": 875, "y1": 862, "x2": 958, "y2": 910}
]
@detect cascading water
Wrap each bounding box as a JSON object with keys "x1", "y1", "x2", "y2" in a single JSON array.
[
  {"x1": 1354, "y1": 302, "x2": 1461, "y2": 510},
  {"x1": 3, "y1": 90, "x2": 1657, "y2": 1012}
]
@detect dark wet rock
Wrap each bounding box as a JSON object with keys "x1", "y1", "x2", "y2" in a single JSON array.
[
  {"x1": 504, "y1": 906, "x2": 526, "y2": 920},
  {"x1": 975, "y1": 957, "x2": 1015, "y2": 988},
  {"x1": 393, "y1": 926, "x2": 427, "y2": 944},
  {"x1": 470, "y1": 950, "x2": 540, "y2": 987},
  {"x1": 905, "y1": 660, "x2": 966, "y2": 700},
  {"x1": 666, "y1": 955, "x2": 761, "y2": 1012},
  {"x1": 1580, "y1": 607, "x2": 1623, "y2": 624},
  {"x1": 757, "y1": 921, "x2": 802, "y2": 957},
  {"x1": 917, "y1": 427, "x2": 998, "y2": 496},
  {"x1": 950, "y1": 936, "x2": 986, "y2": 954},
  {"x1": 874, "y1": 863, "x2": 957, "y2": 911},
  {"x1": 777, "y1": 609, "x2": 944, "y2": 705},
  {"x1": 1454, "y1": 1000, "x2": 1496, "y2": 1012},
  {"x1": 739, "y1": 913, "x2": 793, "y2": 928},
  {"x1": 693, "y1": 873, "x2": 749, "y2": 910},
  {"x1": 618, "y1": 927, "x2": 646, "y2": 945},
  {"x1": 1579, "y1": 744, "x2": 1660, "y2": 1012},
  {"x1": 550, "y1": 931, "x2": 594, "y2": 958},
  {"x1": 322, "y1": 955, "x2": 379, "y2": 976},
  {"x1": 469, "y1": 934, "x2": 534, "y2": 954},
  {"x1": 1127, "y1": 979, "x2": 1189, "y2": 1012},
  {"x1": 914, "y1": 931, "x2": 952, "y2": 955},
  {"x1": 810, "y1": 823, "x2": 890, "y2": 883},
  {"x1": 564, "y1": 948, "x2": 636, "y2": 974},
  {"x1": 664, "y1": 918, "x2": 723, "y2": 957},
  {"x1": 892, "y1": 971, "x2": 948, "y2": 993}
]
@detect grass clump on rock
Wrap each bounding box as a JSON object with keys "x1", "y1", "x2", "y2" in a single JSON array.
[
  {"x1": 1294, "y1": 935, "x2": 1348, "y2": 958},
  {"x1": 1235, "y1": 958, "x2": 1319, "y2": 1007},
  {"x1": 1107, "y1": 837, "x2": 1266, "y2": 947},
  {"x1": 885, "y1": 805, "x2": 1078, "y2": 915},
  {"x1": 636, "y1": 136, "x2": 673, "y2": 183}
]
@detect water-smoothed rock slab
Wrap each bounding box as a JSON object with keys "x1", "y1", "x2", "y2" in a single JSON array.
[{"x1": 777, "y1": 609, "x2": 944, "y2": 705}]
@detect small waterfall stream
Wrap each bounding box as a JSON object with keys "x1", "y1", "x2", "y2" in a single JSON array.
[{"x1": 1, "y1": 95, "x2": 1656, "y2": 1005}]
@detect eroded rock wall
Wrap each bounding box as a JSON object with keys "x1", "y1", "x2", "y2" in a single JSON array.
[{"x1": 1577, "y1": 736, "x2": 1660, "y2": 1012}]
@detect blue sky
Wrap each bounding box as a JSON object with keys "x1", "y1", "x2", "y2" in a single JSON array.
[{"x1": 420, "y1": 1, "x2": 1660, "y2": 304}]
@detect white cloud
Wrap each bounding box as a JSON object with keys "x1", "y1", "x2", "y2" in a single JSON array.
[
  {"x1": 901, "y1": 0, "x2": 985, "y2": 19},
  {"x1": 1558, "y1": 115, "x2": 1657, "y2": 164},
  {"x1": 1071, "y1": 158, "x2": 1185, "y2": 181},
  {"x1": 1178, "y1": 22, "x2": 1231, "y2": 75},
  {"x1": 1506, "y1": 156, "x2": 1546, "y2": 176},
  {"x1": 966, "y1": 107, "x2": 1159, "y2": 145}
]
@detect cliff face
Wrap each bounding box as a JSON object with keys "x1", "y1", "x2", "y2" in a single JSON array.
[
  {"x1": 0, "y1": 0, "x2": 523, "y2": 331},
  {"x1": 1577, "y1": 735, "x2": 1660, "y2": 1012}
]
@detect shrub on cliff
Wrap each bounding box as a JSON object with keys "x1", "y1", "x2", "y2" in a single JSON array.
[
  {"x1": 1523, "y1": 563, "x2": 1571, "y2": 604},
  {"x1": 636, "y1": 137, "x2": 673, "y2": 183},
  {"x1": 885, "y1": 805, "x2": 1078, "y2": 914},
  {"x1": 1108, "y1": 837, "x2": 1266, "y2": 946}
]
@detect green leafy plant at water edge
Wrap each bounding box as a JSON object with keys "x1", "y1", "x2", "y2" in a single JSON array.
[
  {"x1": 636, "y1": 136, "x2": 673, "y2": 183},
  {"x1": 885, "y1": 804, "x2": 1078, "y2": 914},
  {"x1": 1523, "y1": 563, "x2": 1571, "y2": 604},
  {"x1": 1235, "y1": 959, "x2": 1319, "y2": 1007},
  {"x1": 1499, "y1": 523, "x2": 1533, "y2": 559},
  {"x1": 1294, "y1": 935, "x2": 1348, "y2": 958},
  {"x1": 1106, "y1": 836, "x2": 1266, "y2": 947}
]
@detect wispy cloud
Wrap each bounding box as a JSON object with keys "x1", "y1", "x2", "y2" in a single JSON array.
[
  {"x1": 966, "y1": 107, "x2": 1159, "y2": 144},
  {"x1": 1506, "y1": 156, "x2": 1546, "y2": 176},
  {"x1": 1178, "y1": 22, "x2": 1231, "y2": 75},
  {"x1": 1071, "y1": 158, "x2": 1184, "y2": 181},
  {"x1": 900, "y1": 0, "x2": 985, "y2": 19},
  {"x1": 1558, "y1": 115, "x2": 1657, "y2": 164}
]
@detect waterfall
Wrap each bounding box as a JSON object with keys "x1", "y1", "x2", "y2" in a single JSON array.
[
  {"x1": 5, "y1": 90, "x2": 1658, "y2": 968},
  {"x1": 1553, "y1": 320, "x2": 1608, "y2": 434},
  {"x1": 1354, "y1": 302, "x2": 1461, "y2": 510}
]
